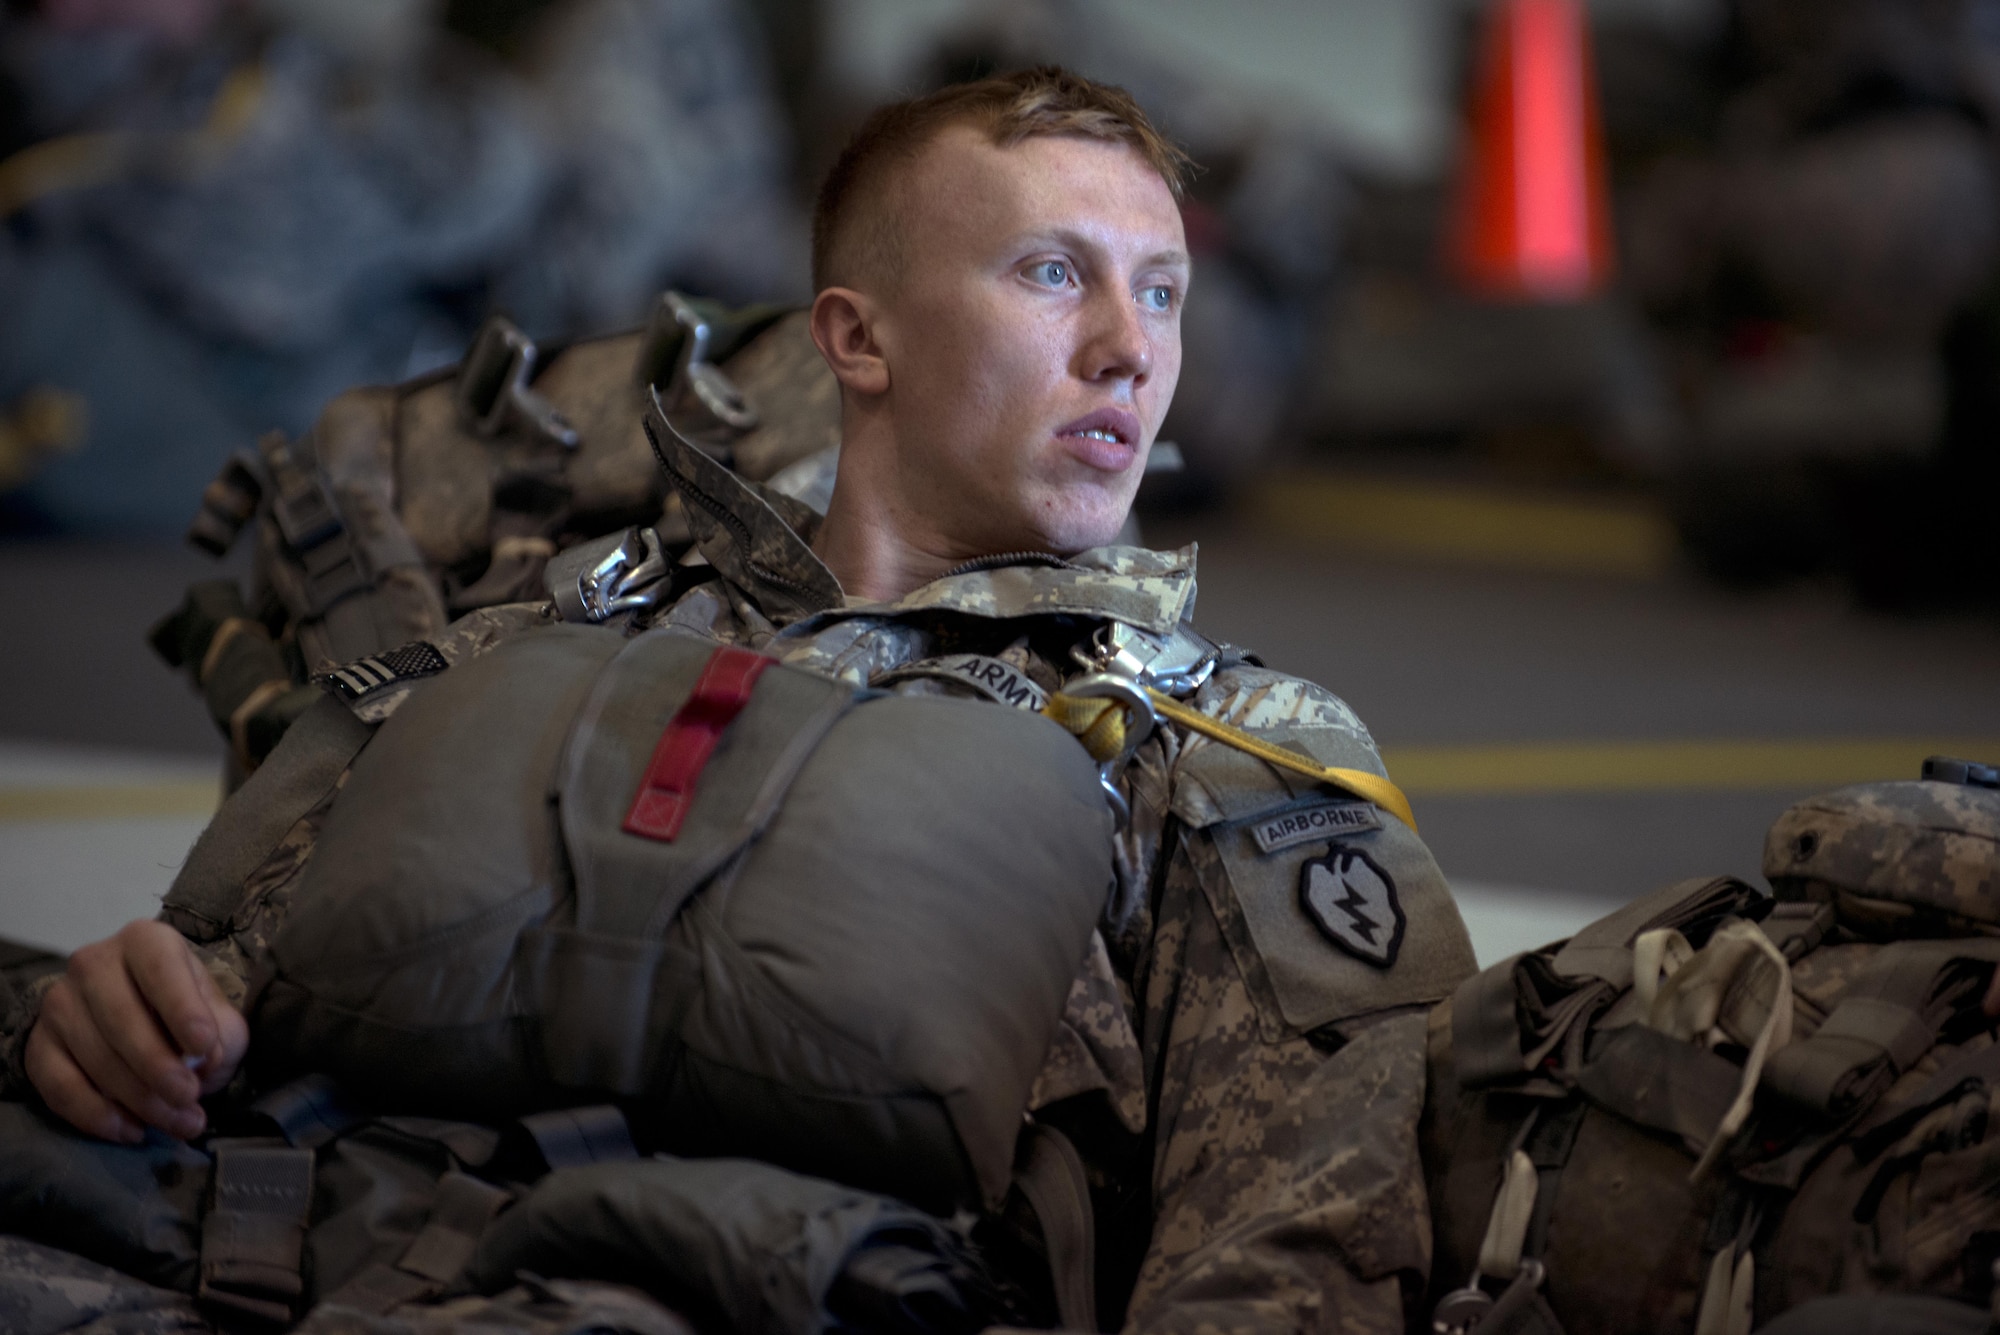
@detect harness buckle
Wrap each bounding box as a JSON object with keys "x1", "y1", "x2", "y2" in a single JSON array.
[
  {"x1": 455, "y1": 315, "x2": 581, "y2": 450},
  {"x1": 656, "y1": 292, "x2": 759, "y2": 434}
]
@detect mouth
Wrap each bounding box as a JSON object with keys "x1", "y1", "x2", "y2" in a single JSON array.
[{"x1": 1055, "y1": 408, "x2": 1143, "y2": 472}]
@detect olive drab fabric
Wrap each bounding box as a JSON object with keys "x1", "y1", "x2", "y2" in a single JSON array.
[
  {"x1": 152, "y1": 295, "x2": 839, "y2": 778},
  {"x1": 1422, "y1": 768, "x2": 2000, "y2": 1335},
  {"x1": 252, "y1": 625, "x2": 1113, "y2": 1215}
]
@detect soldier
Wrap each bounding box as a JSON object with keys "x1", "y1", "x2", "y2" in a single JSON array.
[{"x1": 8, "y1": 69, "x2": 1477, "y2": 1332}]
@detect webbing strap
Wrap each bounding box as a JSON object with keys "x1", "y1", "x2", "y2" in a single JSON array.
[
  {"x1": 328, "y1": 1172, "x2": 512, "y2": 1316},
  {"x1": 518, "y1": 1105, "x2": 638, "y2": 1170},
  {"x1": 1761, "y1": 939, "x2": 2000, "y2": 1120},
  {"x1": 1477, "y1": 1150, "x2": 1540, "y2": 1281},
  {"x1": 1016, "y1": 1123, "x2": 1098, "y2": 1333},
  {"x1": 199, "y1": 1139, "x2": 315, "y2": 1325},
  {"x1": 623, "y1": 645, "x2": 772, "y2": 842},
  {"x1": 1854, "y1": 1038, "x2": 2000, "y2": 1155},
  {"x1": 1452, "y1": 957, "x2": 1535, "y2": 1088}
]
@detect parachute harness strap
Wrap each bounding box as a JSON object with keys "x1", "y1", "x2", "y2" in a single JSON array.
[{"x1": 1042, "y1": 681, "x2": 1419, "y2": 834}]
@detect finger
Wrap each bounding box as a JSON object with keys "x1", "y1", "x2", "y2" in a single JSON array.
[
  {"x1": 47, "y1": 981, "x2": 207, "y2": 1138},
  {"x1": 25, "y1": 1005, "x2": 144, "y2": 1144},
  {"x1": 67, "y1": 940, "x2": 203, "y2": 1113},
  {"x1": 185, "y1": 956, "x2": 250, "y2": 1095},
  {"x1": 124, "y1": 922, "x2": 221, "y2": 1063},
  {"x1": 35, "y1": 980, "x2": 205, "y2": 1138}
]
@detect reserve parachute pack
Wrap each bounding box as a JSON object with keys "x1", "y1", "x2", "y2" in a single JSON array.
[
  {"x1": 149, "y1": 293, "x2": 840, "y2": 779},
  {"x1": 1422, "y1": 759, "x2": 2000, "y2": 1335},
  {"x1": 163, "y1": 623, "x2": 1115, "y2": 1219}
]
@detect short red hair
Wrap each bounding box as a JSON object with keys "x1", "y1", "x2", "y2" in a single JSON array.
[{"x1": 811, "y1": 66, "x2": 1192, "y2": 292}]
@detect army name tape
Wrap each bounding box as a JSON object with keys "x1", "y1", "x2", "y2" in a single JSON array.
[{"x1": 877, "y1": 654, "x2": 1049, "y2": 711}]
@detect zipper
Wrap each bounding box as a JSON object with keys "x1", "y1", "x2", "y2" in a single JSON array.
[{"x1": 941, "y1": 550, "x2": 1079, "y2": 579}]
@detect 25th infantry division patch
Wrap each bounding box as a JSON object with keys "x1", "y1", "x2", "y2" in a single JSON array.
[{"x1": 1299, "y1": 846, "x2": 1405, "y2": 969}]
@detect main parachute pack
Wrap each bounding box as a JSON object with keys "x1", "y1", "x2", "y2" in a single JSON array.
[{"x1": 2, "y1": 618, "x2": 1116, "y2": 1329}]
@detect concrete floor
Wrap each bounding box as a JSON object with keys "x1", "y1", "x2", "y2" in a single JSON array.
[{"x1": 2, "y1": 524, "x2": 1997, "y2": 961}]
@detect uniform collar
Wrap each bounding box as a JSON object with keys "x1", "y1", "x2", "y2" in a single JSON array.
[{"x1": 650, "y1": 397, "x2": 1199, "y2": 634}]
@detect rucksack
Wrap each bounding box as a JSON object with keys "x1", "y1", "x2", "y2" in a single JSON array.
[
  {"x1": 150, "y1": 293, "x2": 839, "y2": 779},
  {"x1": 1422, "y1": 759, "x2": 2000, "y2": 1335}
]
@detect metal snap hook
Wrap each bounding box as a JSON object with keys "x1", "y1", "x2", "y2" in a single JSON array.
[{"x1": 1059, "y1": 672, "x2": 1159, "y2": 828}]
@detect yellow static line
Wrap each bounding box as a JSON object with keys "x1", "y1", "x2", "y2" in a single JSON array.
[
  {"x1": 0, "y1": 782, "x2": 221, "y2": 823},
  {"x1": 1146, "y1": 689, "x2": 1419, "y2": 831},
  {"x1": 1382, "y1": 738, "x2": 2000, "y2": 798},
  {"x1": 1254, "y1": 472, "x2": 1676, "y2": 577}
]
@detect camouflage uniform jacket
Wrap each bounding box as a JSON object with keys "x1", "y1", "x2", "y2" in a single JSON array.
[{"x1": 2, "y1": 424, "x2": 1478, "y2": 1334}]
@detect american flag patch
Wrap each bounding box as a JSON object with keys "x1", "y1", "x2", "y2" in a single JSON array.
[{"x1": 319, "y1": 641, "x2": 449, "y2": 701}]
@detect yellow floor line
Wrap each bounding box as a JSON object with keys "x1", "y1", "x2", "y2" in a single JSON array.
[
  {"x1": 0, "y1": 781, "x2": 220, "y2": 823},
  {"x1": 1383, "y1": 738, "x2": 2000, "y2": 797},
  {"x1": 1254, "y1": 472, "x2": 1676, "y2": 577},
  {"x1": 0, "y1": 736, "x2": 1991, "y2": 823}
]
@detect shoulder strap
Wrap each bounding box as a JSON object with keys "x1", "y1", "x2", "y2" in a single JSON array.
[{"x1": 161, "y1": 693, "x2": 372, "y2": 938}]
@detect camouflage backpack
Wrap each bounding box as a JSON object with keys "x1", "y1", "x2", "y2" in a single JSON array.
[
  {"x1": 1422, "y1": 758, "x2": 2000, "y2": 1335},
  {"x1": 148, "y1": 293, "x2": 841, "y2": 781}
]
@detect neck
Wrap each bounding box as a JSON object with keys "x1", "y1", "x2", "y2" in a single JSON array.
[
  {"x1": 811, "y1": 490, "x2": 960, "y2": 604},
  {"x1": 811, "y1": 417, "x2": 967, "y2": 602}
]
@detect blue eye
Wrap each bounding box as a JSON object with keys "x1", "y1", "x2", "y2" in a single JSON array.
[
  {"x1": 1027, "y1": 260, "x2": 1070, "y2": 287},
  {"x1": 1139, "y1": 284, "x2": 1175, "y2": 311}
]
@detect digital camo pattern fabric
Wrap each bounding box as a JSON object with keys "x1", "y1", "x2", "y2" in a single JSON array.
[
  {"x1": 0, "y1": 1236, "x2": 207, "y2": 1335},
  {"x1": 2, "y1": 420, "x2": 1472, "y2": 1334},
  {"x1": 293, "y1": 1281, "x2": 695, "y2": 1335},
  {"x1": 1764, "y1": 779, "x2": 2000, "y2": 925},
  {"x1": 0, "y1": 1217, "x2": 698, "y2": 1335}
]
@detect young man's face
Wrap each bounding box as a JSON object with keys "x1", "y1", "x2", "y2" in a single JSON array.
[{"x1": 867, "y1": 125, "x2": 1189, "y2": 556}]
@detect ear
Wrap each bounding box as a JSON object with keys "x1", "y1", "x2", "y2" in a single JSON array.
[{"x1": 809, "y1": 287, "x2": 891, "y2": 397}]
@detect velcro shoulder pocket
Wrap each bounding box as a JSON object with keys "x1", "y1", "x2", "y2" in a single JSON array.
[{"x1": 1173, "y1": 732, "x2": 1478, "y2": 1040}]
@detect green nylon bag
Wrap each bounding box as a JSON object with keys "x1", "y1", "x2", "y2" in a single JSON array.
[{"x1": 251, "y1": 624, "x2": 1114, "y2": 1216}]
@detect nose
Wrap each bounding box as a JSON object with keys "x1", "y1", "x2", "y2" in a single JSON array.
[{"x1": 1075, "y1": 287, "x2": 1152, "y2": 388}]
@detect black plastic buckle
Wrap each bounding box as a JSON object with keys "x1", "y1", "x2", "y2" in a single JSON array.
[{"x1": 1923, "y1": 756, "x2": 2000, "y2": 789}]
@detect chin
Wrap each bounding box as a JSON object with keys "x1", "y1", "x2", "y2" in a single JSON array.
[{"x1": 1031, "y1": 497, "x2": 1135, "y2": 555}]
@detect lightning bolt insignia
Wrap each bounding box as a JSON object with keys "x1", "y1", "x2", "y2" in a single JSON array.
[{"x1": 1299, "y1": 846, "x2": 1406, "y2": 969}]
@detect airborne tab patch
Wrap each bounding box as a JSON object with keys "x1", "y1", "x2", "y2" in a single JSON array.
[
  {"x1": 1249, "y1": 799, "x2": 1382, "y2": 854},
  {"x1": 1299, "y1": 846, "x2": 1405, "y2": 969},
  {"x1": 320, "y1": 641, "x2": 449, "y2": 702}
]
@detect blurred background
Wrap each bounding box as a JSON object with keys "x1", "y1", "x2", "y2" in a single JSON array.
[{"x1": 2, "y1": 0, "x2": 1997, "y2": 964}]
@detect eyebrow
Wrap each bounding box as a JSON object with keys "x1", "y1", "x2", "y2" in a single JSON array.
[{"x1": 1015, "y1": 228, "x2": 1192, "y2": 273}]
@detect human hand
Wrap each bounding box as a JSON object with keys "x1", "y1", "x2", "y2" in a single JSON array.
[{"x1": 25, "y1": 920, "x2": 248, "y2": 1142}]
